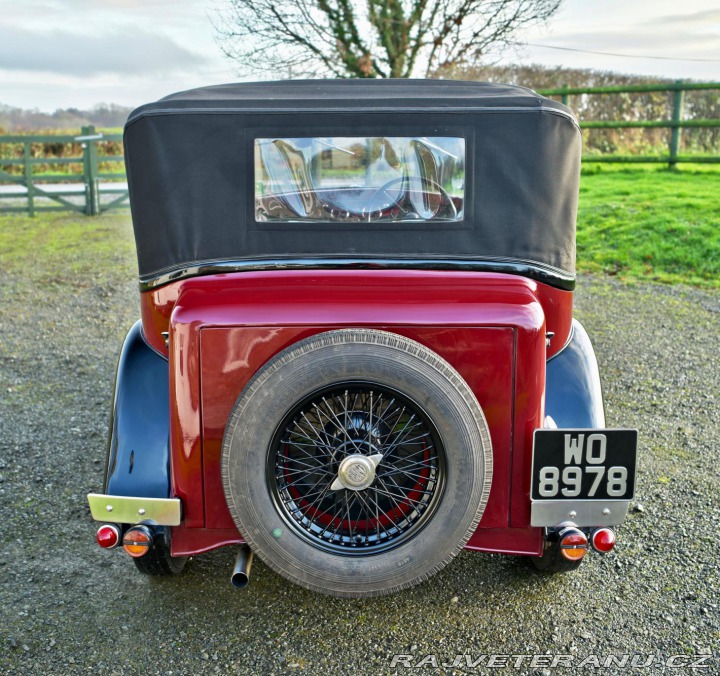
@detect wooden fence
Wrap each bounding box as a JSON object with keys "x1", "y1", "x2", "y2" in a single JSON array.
[
  {"x1": 0, "y1": 125, "x2": 127, "y2": 216},
  {"x1": 1, "y1": 81, "x2": 719, "y2": 216},
  {"x1": 538, "y1": 81, "x2": 720, "y2": 167}
]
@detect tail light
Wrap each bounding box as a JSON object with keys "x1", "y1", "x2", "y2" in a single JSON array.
[
  {"x1": 591, "y1": 527, "x2": 616, "y2": 553},
  {"x1": 96, "y1": 524, "x2": 120, "y2": 549},
  {"x1": 122, "y1": 525, "x2": 153, "y2": 558},
  {"x1": 558, "y1": 527, "x2": 588, "y2": 561}
]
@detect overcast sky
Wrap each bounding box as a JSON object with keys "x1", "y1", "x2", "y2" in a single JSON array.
[{"x1": 1, "y1": 0, "x2": 718, "y2": 112}]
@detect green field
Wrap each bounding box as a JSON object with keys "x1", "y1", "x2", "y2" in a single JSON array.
[
  {"x1": 577, "y1": 168, "x2": 719, "y2": 287},
  {"x1": 1, "y1": 168, "x2": 718, "y2": 288}
]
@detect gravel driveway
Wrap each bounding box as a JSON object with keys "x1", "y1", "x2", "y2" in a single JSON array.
[{"x1": 0, "y1": 222, "x2": 717, "y2": 673}]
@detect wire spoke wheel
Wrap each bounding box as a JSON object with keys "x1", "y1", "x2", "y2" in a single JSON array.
[{"x1": 269, "y1": 384, "x2": 445, "y2": 555}]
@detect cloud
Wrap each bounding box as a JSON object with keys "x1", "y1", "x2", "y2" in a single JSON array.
[
  {"x1": 529, "y1": 9, "x2": 719, "y2": 61},
  {"x1": 0, "y1": 24, "x2": 207, "y2": 76},
  {"x1": 642, "y1": 9, "x2": 720, "y2": 27},
  {"x1": 534, "y1": 29, "x2": 719, "y2": 55}
]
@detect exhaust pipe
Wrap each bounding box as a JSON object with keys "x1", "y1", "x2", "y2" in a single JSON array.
[{"x1": 231, "y1": 544, "x2": 254, "y2": 589}]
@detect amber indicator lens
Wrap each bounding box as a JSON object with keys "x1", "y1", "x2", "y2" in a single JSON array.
[
  {"x1": 122, "y1": 525, "x2": 152, "y2": 558},
  {"x1": 591, "y1": 527, "x2": 616, "y2": 553},
  {"x1": 559, "y1": 528, "x2": 588, "y2": 561},
  {"x1": 96, "y1": 524, "x2": 120, "y2": 549}
]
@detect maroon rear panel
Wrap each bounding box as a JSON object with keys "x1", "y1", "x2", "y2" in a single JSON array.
[{"x1": 200, "y1": 325, "x2": 514, "y2": 529}]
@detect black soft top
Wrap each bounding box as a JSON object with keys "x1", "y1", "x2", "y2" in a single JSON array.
[
  {"x1": 128, "y1": 79, "x2": 565, "y2": 116},
  {"x1": 124, "y1": 79, "x2": 581, "y2": 289}
]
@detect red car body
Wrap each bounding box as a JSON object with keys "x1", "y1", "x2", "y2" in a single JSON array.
[{"x1": 141, "y1": 269, "x2": 572, "y2": 557}]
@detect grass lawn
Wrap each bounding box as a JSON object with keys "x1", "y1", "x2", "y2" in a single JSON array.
[
  {"x1": 0, "y1": 167, "x2": 718, "y2": 289},
  {"x1": 0, "y1": 211, "x2": 136, "y2": 288},
  {"x1": 577, "y1": 167, "x2": 719, "y2": 288}
]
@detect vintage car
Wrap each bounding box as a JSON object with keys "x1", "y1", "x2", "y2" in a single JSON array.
[{"x1": 88, "y1": 80, "x2": 637, "y2": 597}]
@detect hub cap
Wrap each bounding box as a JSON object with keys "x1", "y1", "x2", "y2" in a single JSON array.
[{"x1": 333, "y1": 453, "x2": 383, "y2": 491}]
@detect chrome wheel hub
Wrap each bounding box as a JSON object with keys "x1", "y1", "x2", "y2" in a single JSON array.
[{"x1": 332, "y1": 453, "x2": 383, "y2": 491}]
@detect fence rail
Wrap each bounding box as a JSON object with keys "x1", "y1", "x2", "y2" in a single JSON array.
[
  {"x1": 537, "y1": 81, "x2": 720, "y2": 167},
  {"x1": 0, "y1": 125, "x2": 127, "y2": 216},
  {"x1": 1, "y1": 82, "x2": 719, "y2": 216}
]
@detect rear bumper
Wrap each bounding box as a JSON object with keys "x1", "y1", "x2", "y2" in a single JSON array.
[
  {"x1": 531, "y1": 499, "x2": 630, "y2": 527},
  {"x1": 87, "y1": 493, "x2": 182, "y2": 526}
]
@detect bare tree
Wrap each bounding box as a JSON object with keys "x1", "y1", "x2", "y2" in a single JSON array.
[{"x1": 214, "y1": 0, "x2": 563, "y2": 79}]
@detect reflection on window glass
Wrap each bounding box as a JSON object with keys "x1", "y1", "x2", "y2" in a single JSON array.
[{"x1": 255, "y1": 136, "x2": 465, "y2": 223}]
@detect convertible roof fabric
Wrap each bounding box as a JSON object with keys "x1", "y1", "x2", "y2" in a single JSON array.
[{"x1": 124, "y1": 79, "x2": 581, "y2": 287}]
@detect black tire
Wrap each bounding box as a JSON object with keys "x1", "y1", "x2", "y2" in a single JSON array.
[
  {"x1": 133, "y1": 528, "x2": 188, "y2": 576},
  {"x1": 221, "y1": 329, "x2": 492, "y2": 597},
  {"x1": 529, "y1": 541, "x2": 583, "y2": 573}
]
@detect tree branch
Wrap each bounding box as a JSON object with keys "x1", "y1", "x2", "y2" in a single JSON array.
[{"x1": 214, "y1": 0, "x2": 564, "y2": 80}]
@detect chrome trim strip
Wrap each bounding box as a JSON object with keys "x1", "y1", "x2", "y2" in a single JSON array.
[
  {"x1": 531, "y1": 499, "x2": 630, "y2": 527},
  {"x1": 87, "y1": 493, "x2": 182, "y2": 526},
  {"x1": 138, "y1": 257, "x2": 576, "y2": 292}
]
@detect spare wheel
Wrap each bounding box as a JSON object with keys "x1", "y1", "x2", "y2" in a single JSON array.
[{"x1": 221, "y1": 329, "x2": 492, "y2": 597}]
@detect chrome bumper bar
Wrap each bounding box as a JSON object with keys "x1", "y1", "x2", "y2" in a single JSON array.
[
  {"x1": 87, "y1": 493, "x2": 182, "y2": 526},
  {"x1": 531, "y1": 499, "x2": 630, "y2": 527}
]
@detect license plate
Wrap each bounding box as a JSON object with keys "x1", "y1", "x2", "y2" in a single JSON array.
[{"x1": 531, "y1": 429, "x2": 638, "y2": 501}]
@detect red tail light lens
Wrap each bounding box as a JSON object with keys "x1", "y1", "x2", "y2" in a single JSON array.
[
  {"x1": 96, "y1": 524, "x2": 120, "y2": 549},
  {"x1": 559, "y1": 527, "x2": 588, "y2": 561},
  {"x1": 122, "y1": 525, "x2": 153, "y2": 558},
  {"x1": 591, "y1": 527, "x2": 616, "y2": 553}
]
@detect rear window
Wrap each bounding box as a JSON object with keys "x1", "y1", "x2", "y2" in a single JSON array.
[{"x1": 255, "y1": 136, "x2": 465, "y2": 224}]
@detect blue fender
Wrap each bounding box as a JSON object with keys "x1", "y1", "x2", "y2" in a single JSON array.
[
  {"x1": 103, "y1": 321, "x2": 171, "y2": 498},
  {"x1": 545, "y1": 319, "x2": 606, "y2": 428}
]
